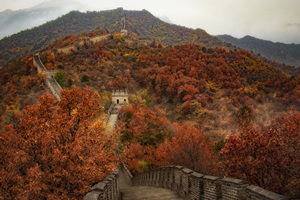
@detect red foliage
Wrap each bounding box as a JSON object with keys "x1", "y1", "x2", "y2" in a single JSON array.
[
  {"x1": 118, "y1": 103, "x2": 171, "y2": 146},
  {"x1": 135, "y1": 44, "x2": 299, "y2": 106},
  {"x1": 221, "y1": 111, "x2": 300, "y2": 197},
  {"x1": 0, "y1": 88, "x2": 118, "y2": 199},
  {"x1": 151, "y1": 124, "x2": 217, "y2": 175},
  {"x1": 55, "y1": 35, "x2": 77, "y2": 48}
]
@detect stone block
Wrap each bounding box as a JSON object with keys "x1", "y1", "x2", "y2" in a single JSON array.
[
  {"x1": 246, "y1": 185, "x2": 288, "y2": 200},
  {"x1": 84, "y1": 191, "x2": 101, "y2": 200}
]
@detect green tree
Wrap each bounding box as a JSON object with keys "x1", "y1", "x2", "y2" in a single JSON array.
[
  {"x1": 54, "y1": 70, "x2": 65, "y2": 88},
  {"x1": 81, "y1": 74, "x2": 89, "y2": 82}
]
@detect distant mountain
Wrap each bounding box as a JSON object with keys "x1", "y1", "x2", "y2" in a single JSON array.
[
  {"x1": 0, "y1": 8, "x2": 223, "y2": 66},
  {"x1": 217, "y1": 34, "x2": 300, "y2": 67},
  {"x1": 0, "y1": 0, "x2": 88, "y2": 40}
]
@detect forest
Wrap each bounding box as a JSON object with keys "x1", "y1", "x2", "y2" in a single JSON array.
[
  {"x1": 0, "y1": 8, "x2": 223, "y2": 67},
  {"x1": 0, "y1": 29, "x2": 299, "y2": 199}
]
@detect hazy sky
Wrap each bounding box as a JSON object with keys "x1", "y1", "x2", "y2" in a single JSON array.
[{"x1": 1, "y1": 0, "x2": 300, "y2": 44}]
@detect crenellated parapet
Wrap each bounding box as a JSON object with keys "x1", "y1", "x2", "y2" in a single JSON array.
[
  {"x1": 84, "y1": 163, "x2": 287, "y2": 200},
  {"x1": 84, "y1": 170, "x2": 120, "y2": 200},
  {"x1": 84, "y1": 163, "x2": 132, "y2": 200},
  {"x1": 132, "y1": 165, "x2": 287, "y2": 200}
]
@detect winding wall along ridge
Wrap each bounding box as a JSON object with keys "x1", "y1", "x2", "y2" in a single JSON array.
[{"x1": 33, "y1": 53, "x2": 62, "y2": 100}]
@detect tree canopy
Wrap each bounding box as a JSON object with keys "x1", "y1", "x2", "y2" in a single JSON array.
[{"x1": 0, "y1": 88, "x2": 118, "y2": 199}]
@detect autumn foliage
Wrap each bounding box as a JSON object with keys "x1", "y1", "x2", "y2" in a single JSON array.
[
  {"x1": 1, "y1": 26, "x2": 300, "y2": 199},
  {"x1": 221, "y1": 111, "x2": 300, "y2": 197},
  {"x1": 0, "y1": 88, "x2": 118, "y2": 199},
  {"x1": 118, "y1": 102, "x2": 217, "y2": 175},
  {"x1": 118, "y1": 103, "x2": 171, "y2": 146},
  {"x1": 136, "y1": 44, "x2": 299, "y2": 107},
  {"x1": 151, "y1": 124, "x2": 217, "y2": 175}
]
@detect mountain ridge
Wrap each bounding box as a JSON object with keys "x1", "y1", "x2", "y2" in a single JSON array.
[
  {"x1": 0, "y1": 8, "x2": 224, "y2": 67},
  {"x1": 217, "y1": 34, "x2": 300, "y2": 67}
]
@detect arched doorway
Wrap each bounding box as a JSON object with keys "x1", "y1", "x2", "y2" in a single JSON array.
[{"x1": 117, "y1": 99, "x2": 119, "y2": 104}]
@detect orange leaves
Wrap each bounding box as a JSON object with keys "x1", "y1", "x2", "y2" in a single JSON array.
[
  {"x1": 134, "y1": 43, "x2": 300, "y2": 108},
  {"x1": 59, "y1": 87, "x2": 101, "y2": 119},
  {"x1": 113, "y1": 34, "x2": 125, "y2": 43},
  {"x1": 108, "y1": 76, "x2": 127, "y2": 90},
  {"x1": 221, "y1": 111, "x2": 300, "y2": 196},
  {"x1": 54, "y1": 35, "x2": 77, "y2": 48},
  {"x1": 0, "y1": 88, "x2": 118, "y2": 199},
  {"x1": 153, "y1": 124, "x2": 217, "y2": 175},
  {"x1": 121, "y1": 122, "x2": 218, "y2": 176},
  {"x1": 118, "y1": 103, "x2": 171, "y2": 146},
  {"x1": 178, "y1": 84, "x2": 199, "y2": 102},
  {"x1": 122, "y1": 143, "x2": 148, "y2": 173}
]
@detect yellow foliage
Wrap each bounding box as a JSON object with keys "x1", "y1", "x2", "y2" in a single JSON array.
[
  {"x1": 70, "y1": 108, "x2": 78, "y2": 115},
  {"x1": 99, "y1": 91, "x2": 112, "y2": 110},
  {"x1": 206, "y1": 81, "x2": 221, "y2": 93},
  {"x1": 239, "y1": 86, "x2": 259, "y2": 98},
  {"x1": 92, "y1": 119, "x2": 105, "y2": 130},
  {"x1": 113, "y1": 34, "x2": 125, "y2": 43},
  {"x1": 37, "y1": 73, "x2": 46, "y2": 86}
]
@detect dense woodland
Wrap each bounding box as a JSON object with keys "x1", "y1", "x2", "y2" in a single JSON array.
[
  {"x1": 0, "y1": 19, "x2": 300, "y2": 199},
  {"x1": 0, "y1": 8, "x2": 223, "y2": 67}
]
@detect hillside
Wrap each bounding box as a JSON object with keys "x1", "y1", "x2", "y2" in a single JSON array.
[
  {"x1": 1, "y1": 24, "x2": 299, "y2": 198},
  {"x1": 1, "y1": 31, "x2": 299, "y2": 140},
  {"x1": 217, "y1": 34, "x2": 300, "y2": 67},
  {"x1": 0, "y1": 8, "x2": 223, "y2": 67}
]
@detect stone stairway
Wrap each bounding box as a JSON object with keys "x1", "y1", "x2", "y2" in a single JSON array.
[
  {"x1": 121, "y1": 186, "x2": 182, "y2": 200},
  {"x1": 118, "y1": 165, "x2": 182, "y2": 200}
]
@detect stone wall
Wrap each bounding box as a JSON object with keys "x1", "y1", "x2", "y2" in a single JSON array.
[
  {"x1": 84, "y1": 169, "x2": 119, "y2": 200},
  {"x1": 132, "y1": 165, "x2": 287, "y2": 200},
  {"x1": 84, "y1": 163, "x2": 132, "y2": 200},
  {"x1": 33, "y1": 53, "x2": 62, "y2": 100}
]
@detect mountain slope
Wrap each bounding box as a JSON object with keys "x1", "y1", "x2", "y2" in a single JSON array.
[
  {"x1": 1, "y1": 31, "x2": 298, "y2": 139},
  {"x1": 217, "y1": 34, "x2": 300, "y2": 67},
  {"x1": 0, "y1": 0, "x2": 87, "y2": 40},
  {"x1": 0, "y1": 8, "x2": 224, "y2": 66}
]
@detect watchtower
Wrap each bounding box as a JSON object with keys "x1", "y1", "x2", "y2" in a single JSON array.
[{"x1": 112, "y1": 89, "x2": 128, "y2": 105}]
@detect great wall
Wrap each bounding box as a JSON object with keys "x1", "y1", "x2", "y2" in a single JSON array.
[
  {"x1": 33, "y1": 53, "x2": 62, "y2": 101},
  {"x1": 84, "y1": 164, "x2": 287, "y2": 200},
  {"x1": 33, "y1": 8, "x2": 288, "y2": 199},
  {"x1": 33, "y1": 53, "x2": 123, "y2": 133}
]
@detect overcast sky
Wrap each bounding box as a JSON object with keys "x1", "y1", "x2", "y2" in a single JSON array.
[{"x1": 1, "y1": 0, "x2": 299, "y2": 44}]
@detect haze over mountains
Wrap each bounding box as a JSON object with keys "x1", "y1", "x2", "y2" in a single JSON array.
[
  {"x1": 217, "y1": 34, "x2": 300, "y2": 68},
  {"x1": 0, "y1": 0, "x2": 88, "y2": 39},
  {"x1": 1, "y1": 0, "x2": 300, "y2": 71},
  {"x1": 0, "y1": 8, "x2": 223, "y2": 67}
]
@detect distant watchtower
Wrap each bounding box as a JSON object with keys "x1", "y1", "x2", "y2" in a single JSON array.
[{"x1": 112, "y1": 89, "x2": 128, "y2": 105}]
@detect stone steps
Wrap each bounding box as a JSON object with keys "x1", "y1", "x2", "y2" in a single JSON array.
[{"x1": 121, "y1": 186, "x2": 182, "y2": 200}]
